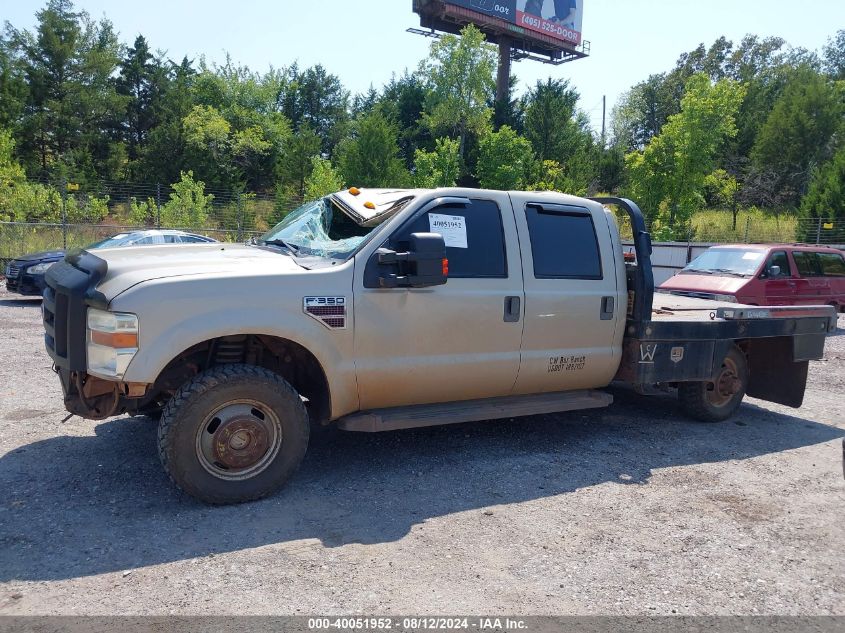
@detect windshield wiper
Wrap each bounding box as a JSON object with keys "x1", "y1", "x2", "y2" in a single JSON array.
[
  {"x1": 261, "y1": 238, "x2": 300, "y2": 254},
  {"x1": 681, "y1": 267, "x2": 713, "y2": 275},
  {"x1": 711, "y1": 268, "x2": 750, "y2": 277}
]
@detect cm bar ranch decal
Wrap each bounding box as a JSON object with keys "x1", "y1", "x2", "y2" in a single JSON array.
[
  {"x1": 429, "y1": 213, "x2": 468, "y2": 248},
  {"x1": 548, "y1": 354, "x2": 586, "y2": 373}
]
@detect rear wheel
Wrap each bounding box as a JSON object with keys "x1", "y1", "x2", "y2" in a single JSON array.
[
  {"x1": 678, "y1": 346, "x2": 748, "y2": 422},
  {"x1": 157, "y1": 364, "x2": 309, "y2": 504}
]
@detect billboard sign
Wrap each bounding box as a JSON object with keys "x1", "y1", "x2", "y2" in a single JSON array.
[{"x1": 444, "y1": 0, "x2": 583, "y2": 46}]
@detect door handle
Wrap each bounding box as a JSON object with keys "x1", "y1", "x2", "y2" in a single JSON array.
[
  {"x1": 504, "y1": 296, "x2": 521, "y2": 322},
  {"x1": 600, "y1": 296, "x2": 615, "y2": 320}
]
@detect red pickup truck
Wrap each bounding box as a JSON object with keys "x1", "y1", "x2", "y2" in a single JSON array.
[{"x1": 660, "y1": 243, "x2": 845, "y2": 310}]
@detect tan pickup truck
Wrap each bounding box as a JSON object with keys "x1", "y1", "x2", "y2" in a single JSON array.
[{"x1": 43, "y1": 188, "x2": 837, "y2": 503}]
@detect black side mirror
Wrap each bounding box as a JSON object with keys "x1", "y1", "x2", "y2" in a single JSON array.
[
  {"x1": 376, "y1": 232, "x2": 448, "y2": 288},
  {"x1": 768, "y1": 265, "x2": 781, "y2": 277}
]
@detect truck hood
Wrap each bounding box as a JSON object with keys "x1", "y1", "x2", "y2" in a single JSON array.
[
  {"x1": 92, "y1": 243, "x2": 303, "y2": 300},
  {"x1": 659, "y1": 272, "x2": 749, "y2": 295}
]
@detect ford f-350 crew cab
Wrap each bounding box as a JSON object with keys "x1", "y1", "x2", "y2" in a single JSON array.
[{"x1": 43, "y1": 188, "x2": 837, "y2": 503}]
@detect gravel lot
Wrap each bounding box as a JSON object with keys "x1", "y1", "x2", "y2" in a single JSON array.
[{"x1": 0, "y1": 286, "x2": 843, "y2": 615}]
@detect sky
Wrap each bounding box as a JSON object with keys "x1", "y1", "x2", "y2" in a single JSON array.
[{"x1": 4, "y1": 0, "x2": 844, "y2": 135}]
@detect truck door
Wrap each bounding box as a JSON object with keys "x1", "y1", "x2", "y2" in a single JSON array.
[
  {"x1": 352, "y1": 193, "x2": 525, "y2": 410},
  {"x1": 508, "y1": 194, "x2": 625, "y2": 394}
]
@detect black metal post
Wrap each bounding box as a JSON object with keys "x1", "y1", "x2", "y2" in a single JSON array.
[
  {"x1": 61, "y1": 179, "x2": 67, "y2": 250},
  {"x1": 156, "y1": 182, "x2": 162, "y2": 228}
]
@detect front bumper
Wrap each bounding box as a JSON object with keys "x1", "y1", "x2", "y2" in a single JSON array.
[{"x1": 5, "y1": 265, "x2": 48, "y2": 296}]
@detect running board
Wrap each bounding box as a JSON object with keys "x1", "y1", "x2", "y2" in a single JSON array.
[{"x1": 336, "y1": 390, "x2": 613, "y2": 432}]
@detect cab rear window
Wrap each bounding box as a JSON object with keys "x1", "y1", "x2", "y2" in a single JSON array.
[{"x1": 525, "y1": 206, "x2": 602, "y2": 279}]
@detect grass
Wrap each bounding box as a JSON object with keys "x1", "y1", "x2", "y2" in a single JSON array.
[{"x1": 691, "y1": 208, "x2": 798, "y2": 243}]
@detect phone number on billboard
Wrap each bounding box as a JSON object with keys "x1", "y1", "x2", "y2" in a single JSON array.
[{"x1": 519, "y1": 14, "x2": 578, "y2": 41}]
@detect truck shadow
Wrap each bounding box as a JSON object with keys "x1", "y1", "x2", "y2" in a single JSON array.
[{"x1": 0, "y1": 390, "x2": 842, "y2": 582}]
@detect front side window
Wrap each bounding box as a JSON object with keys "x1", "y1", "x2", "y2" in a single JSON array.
[
  {"x1": 763, "y1": 251, "x2": 791, "y2": 277},
  {"x1": 818, "y1": 252, "x2": 845, "y2": 277},
  {"x1": 525, "y1": 205, "x2": 602, "y2": 279},
  {"x1": 391, "y1": 199, "x2": 507, "y2": 278}
]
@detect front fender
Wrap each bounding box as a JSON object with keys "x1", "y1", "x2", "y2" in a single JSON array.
[{"x1": 111, "y1": 270, "x2": 359, "y2": 418}]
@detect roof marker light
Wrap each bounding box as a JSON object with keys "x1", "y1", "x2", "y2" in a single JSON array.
[
  {"x1": 349, "y1": 187, "x2": 361, "y2": 195},
  {"x1": 364, "y1": 201, "x2": 376, "y2": 210}
]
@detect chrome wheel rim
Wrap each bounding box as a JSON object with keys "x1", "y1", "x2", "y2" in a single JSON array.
[{"x1": 195, "y1": 399, "x2": 282, "y2": 480}]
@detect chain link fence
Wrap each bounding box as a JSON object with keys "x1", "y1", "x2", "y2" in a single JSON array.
[{"x1": 1, "y1": 179, "x2": 305, "y2": 271}]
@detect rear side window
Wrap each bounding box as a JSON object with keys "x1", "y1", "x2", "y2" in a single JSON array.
[
  {"x1": 793, "y1": 251, "x2": 823, "y2": 277},
  {"x1": 819, "y1": 252, "x2": 845, "y2": 276},
  {"x1": 525, "y1": 205, "x2": 602, "y2": 279},
  {"x1": 393, "y1": 199, "x2": 507, "y2": 278},
  {"x1": 163, "y1": 234, "x2": 179, "y2": 243}
]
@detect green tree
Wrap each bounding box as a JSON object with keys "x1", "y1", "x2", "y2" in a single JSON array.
[
  {"x1": 117, "y1": 35, "x2": 167, "y2": 162},
  {"x1": 823, "y1": 29, "x2": 845, "y2": 80},
  {"x1": 335, "y1": 110, "x2": 409, "y2": 188},
  {"x1": 160, "y1": 170, "x2": 214, "y2": 227},
  {"x1": 136, "y1": 56, "x2": 196, "y2": 184},
  {"x1": 9, "y1": 0, "x2": 125, "y2": 181},
  {"x1": 625, "y1": 73, "x2": 746, "y2": 238},
  {"x1": 703, "y1": 168, "x2": 741, "y2": 229},
  {"x1": 0, "y1": 36, "x2": 27, "y2": 131},
  {"x1": 278, "y1": 63, "x2": 349, "y2": 153},
  {"x1": 420, "y1": 24, "x2": 495, "y2": 157},
  {"x1": 413, "y1": 137, "x2": 461, "y2": 188},
  {"x1": 378, "y1": 72, "x2": 431, "y2": 167},
  {"x1": 277, "y1": 124, "x2": 321, "y2": 198},
  {"x1": 751, "y1": 65, "x2": 844, "y2": 206},
  {"x1": 523, "y1": 78, "x2": 583, "y2": 162},
  {"x1": 0, "y1": 128, "x2": 28, "y2": 221},
  {"x1": 522, "y1": 78, "x2": 597, "y2": 194},
  {"x1": 799, "y1": 145, "x2": 845, "y2": 242},
  {"x1": 304, "y1": 156, "x2": 344, "y2": 200},
  {"x1": 476, "y1": 125, "x2": 534, "y2": 190}
]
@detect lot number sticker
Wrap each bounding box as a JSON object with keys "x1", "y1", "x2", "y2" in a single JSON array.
[{"x1": 429, "y1": 213, "x2": 468, "y2": 248}]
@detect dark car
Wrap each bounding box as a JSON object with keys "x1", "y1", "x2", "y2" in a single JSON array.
[{"x1": 4, "y1": 230, "x2": 217, "y2": 296}]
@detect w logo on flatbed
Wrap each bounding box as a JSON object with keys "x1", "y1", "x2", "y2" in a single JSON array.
[{"x1": 639, "y1": 344, "x2": 657, "y2": 363}]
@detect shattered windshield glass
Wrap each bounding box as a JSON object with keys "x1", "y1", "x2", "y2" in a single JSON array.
[{"x1": 259, "y1": 197, "x2": 376, "y2": 259}]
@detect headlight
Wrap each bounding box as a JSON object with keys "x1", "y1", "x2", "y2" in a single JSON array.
[
  {"x1": 713, "y1": 294, "x2": 737, "y2": 303},
  {"x1": 87, "y1": 308, "x2": 139, "y2": 379},
  {"x1": 27, "y1": 261, "x2": 56, "y2": 274}
]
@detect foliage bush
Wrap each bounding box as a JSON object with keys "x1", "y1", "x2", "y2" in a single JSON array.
[
  {"x1": 413, "y1": 137, "x2": 461, "y2": 188},
  {"x1": 160, "y1": 171, "x2": 214, "y2": 228}
]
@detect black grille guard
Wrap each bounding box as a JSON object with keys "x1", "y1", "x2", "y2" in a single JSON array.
[{"x1": 43, "y1": 251, "x2": 109, "y2": 371}]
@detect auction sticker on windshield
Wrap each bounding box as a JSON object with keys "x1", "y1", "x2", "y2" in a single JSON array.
[{"x1": 429, "y1": 213, "x2": 468, "y2": 248}]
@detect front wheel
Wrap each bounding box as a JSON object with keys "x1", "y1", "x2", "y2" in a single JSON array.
[
  {"x1": 157, "y1": 364, "x2": 309, "y2": 504},
  {"x1": 678, "y1": 346, "x2": 748, "y2": 422}
]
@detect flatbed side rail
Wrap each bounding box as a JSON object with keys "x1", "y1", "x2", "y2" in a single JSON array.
[{"x1": 590, "y1": 197, "x2": 653, "y2": 332}]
